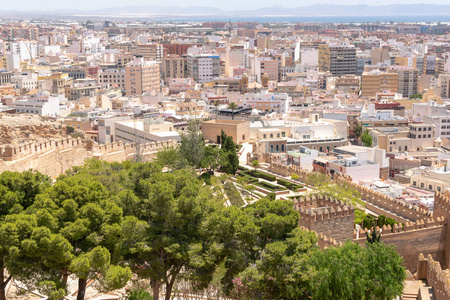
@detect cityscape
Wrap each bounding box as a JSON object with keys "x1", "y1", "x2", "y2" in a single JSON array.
[{"x1": 1, "y1": 5, "x2": 450, "y2": 300}]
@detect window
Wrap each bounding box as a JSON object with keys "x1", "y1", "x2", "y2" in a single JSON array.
[
  {"x1": 428, "y1": 134, "x2": 431, "y2": 138},
  {"x1": 421, "y1": 183, "x2": 424, "y2": 188},
  {"x1": 270, "y1": 145, "x2": 274, "y2": 152},
  {"x1": 429, "y1": 185, "x2": 433, "y2": 190},
  {"x1": 270, "y1": 134, "x2": 273, "y2": 138},
  {"x1": 263, "y1": 134, "x2": 266, "y2": 138},
  {"x1": 277, "y1": 133, "x2": 280, "y2": 138},
  {"x1": 437, "y1": 187, "x2": 441, "y2": 192},
  {"x1": 282, "y1": 132, "x2": 285, "y2": 137},
  {"x1": 276, "y1": 145, "x2": 279, "y2": 152},
  {"x1": 413, "y1": 181, "x2": 417, "y2": 186},
  {"x1": 281, "y1": 144, "x2": 285, "y2": 151}
]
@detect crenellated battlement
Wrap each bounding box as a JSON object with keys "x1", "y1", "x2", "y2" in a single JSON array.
[
  {"x1": 298, "y1": 205, "x2": 353, "y2": 222},
  {"x1": 416, "y1": 254, "x2": 450, "y2": 300},
  {"x1": 353, "y1": 217, "x2": 445, "y2": 240},
  {"x1": 294, "y1": 195, "x2": 355, "y2": 211},
  {"x1": 0, "y1": 137, "x2": 85, "y2": 161},
  {"x1": 300, "y1": 226, "x2": 343, "y2": 248},
  {"x1": 0, "y1": 139, "x2": 178, "y2": 178},
  {"x1": 295, "y1": 194, "x2": 355, "y2": 243},
  {"x1": 334, "y1": 175, "x2": 432, "y2": 221}
]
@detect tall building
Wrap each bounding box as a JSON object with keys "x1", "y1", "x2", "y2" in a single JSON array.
[
  {"x1": 318, "y1": 43, "x2": 357, "y2": 76},
  {"x1": 251, "y1": 57, "x2": 279, "y2": 83},
  {"x1": 371, "y1": 47, "x2": 390, "y2": 65},
  {"x1": 389, "y1": 66, "x2": 419, "y2": 98},
  {"x1": 137, "y1": 44, "x2": 163, "y2": 61},
  {"x1": 438, "y1": 74, "x2": 450, "y2": 99},
  {"x1": 187, "y1": 53, "x2": 220, "y2": 84},
  {"x1": 161, "y1": 54, "x2": 187, "y2": 82},
  {"x1": 361, "y1": 71, "x2": 398, "y2": 98},
  {"x1": 125, "y1": 60, "x2": 160, "y2": 95}
]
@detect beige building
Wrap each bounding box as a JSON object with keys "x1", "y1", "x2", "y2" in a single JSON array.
[
  {"x1": 318, "y1": 43, "x2": 357, "y2": 76},
  {"x1": 438, "y1": 74, "x2": 450, "y2": 99},
  {"x1": 125, "y1": 60, "x2": 160, "y2": 95},
  {"x1": 361, "y1": 71, "x2": 398, "y2": 98},
  {"x1": 389, "y1": 66, "x2": 419, "y2": 98},
  {"x1": 409, "y1": 162, "x2": 450, "y2": 193},
  {"x1": 137, "y1": 44, "x2": 163, "y2": 61},
  {"x1": 369, "y1": 123, "x2": 436, "y2": 153},
  {"x1": 201, "y1": 119, "x2": 250, "y2": 144},
  {"x1": 161, "y1": 54, "x2": 186, "y2": 82},
  {"x1": 335, "y1": 75, "x2": 360, "y2": 93}
]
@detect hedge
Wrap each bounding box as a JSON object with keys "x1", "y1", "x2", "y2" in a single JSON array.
[
  {"x1": 224, "y1": 182, "x2": 245, "y2": 207},
  {"x1": 242, "y1": 170, "x2": 276, "y2": 182},
  {"x1": 255, "y1": 181, "x2": 286, "y2": 191},
  {"x1": 237, "y1": 174, "x2": 259, "y2": 184},
  {"x1": 276, "y1": 178, "x2": 303, "y2": 191}
]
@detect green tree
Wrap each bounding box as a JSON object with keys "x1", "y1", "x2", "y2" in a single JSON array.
[
  {"x1": 309, "y1": 241, "x2": 405, "y2": 300},
  {"x1": 117, "y1": 170, "x2": 226, "y2": 300},
  {"x1": 220, "y1": 135, "x2": 239, "y2": 175},
  {"x1": 361, "y1": 129, "x2": 373, "y2": 147},
  {"x1": 235, "y1": 228, "x2": 318, "y2": 299},
  {"x1": 291, "y1": 173, "x2": 299, "y2": 181},
  {"x1": 201, "y1": 145, "x2": 220, "y2": 171},
  {"x1": 126, "y1": 289, "x2": 154, "y2": 300},
  {"x1": 28, "y1": 174, "x2": 131, "y2": 300},
  {"x1": 0, "y1": 170, "x2": 51, "y2": 218},
  {"x1": 69, "y1": 246, "x2": 131, "y2": 300},
  {"x1": 251, "y1": 160, "x2": 260, "y2": 168},
  {"x1": 221, "y1": 197, "x2": 300, "y2": 295},
  {"x1": 155, "y1": 147, "x2": 186, "y2": 170},
  {"x1": 179, "y1": 120, "x2": 205, "y2": 168},
  {"x1": 228, "y1": 102, "x2": 238, "y2": 120},
  {"x1": 0, "y1": 214, "x2": 72, "y2": 300},
  {"x1": 354, "y1": 124, "x2": 363, "y2": 140}
]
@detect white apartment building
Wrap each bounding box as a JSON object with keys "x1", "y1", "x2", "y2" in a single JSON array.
[
  {"x1": 11, "y1": 72, "x2": 38, "y2": 91},
  {"x1": 14, "y1": 90, "x2": 63, "y2": 116},
  {"x1": 114, "y1": 119, "x2": 181, "y2": 144},
  {"x1": 241, "y1": 90, "x2": 290, "y2": 113},
  {"x1": 187, "y1": 53, "x2": 220, "y2": 84}
]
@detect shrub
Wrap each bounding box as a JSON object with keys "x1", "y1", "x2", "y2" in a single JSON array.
[
  {"x1": 199, "y1": 172, "x2": 211, "y2": 185},
  {"x1": 224, "y1": 182, "x2": 245, "y2": 207}
]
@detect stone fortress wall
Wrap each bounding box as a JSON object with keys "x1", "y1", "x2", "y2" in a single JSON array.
[{"x1": 0, "y1": 138, "x2": 178, "y2": 178}]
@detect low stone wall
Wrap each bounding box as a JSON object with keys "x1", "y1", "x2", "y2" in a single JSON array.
[{"x1": 354, "y1": 218, "x2": 446, "y2": 272}]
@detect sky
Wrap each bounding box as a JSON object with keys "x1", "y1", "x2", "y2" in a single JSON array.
[{"x1": 2, "y1": 0, "x2": 450, "y2": 11}]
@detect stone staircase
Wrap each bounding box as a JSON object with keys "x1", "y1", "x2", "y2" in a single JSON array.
[{"x1": 402, "y1": 280, "x2": 435, "y2": 300}]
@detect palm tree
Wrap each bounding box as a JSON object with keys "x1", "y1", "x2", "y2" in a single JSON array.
[
  {"x1": 213, "y1": 100, "x2": 220, "y2": 119},
  {"x1": 228, "y1": 102, "x2": 238, "y2": 120}
]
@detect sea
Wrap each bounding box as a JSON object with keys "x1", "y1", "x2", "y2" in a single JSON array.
[{"x1": 153, "y1": 15, "x2": 450, "y2": 23}]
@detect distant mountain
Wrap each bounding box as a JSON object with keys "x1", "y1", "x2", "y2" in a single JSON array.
[
  {"x1": 1, "y1": 4, "x2": 450, "y2": 18},
  {"x1": 83, "y1": 4, "x2": 450, "y2": 17}
]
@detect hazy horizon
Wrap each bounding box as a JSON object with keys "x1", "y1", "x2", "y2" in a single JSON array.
[{"x1": 3, "y1": 1, "x2": 450, "y2": 12}]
